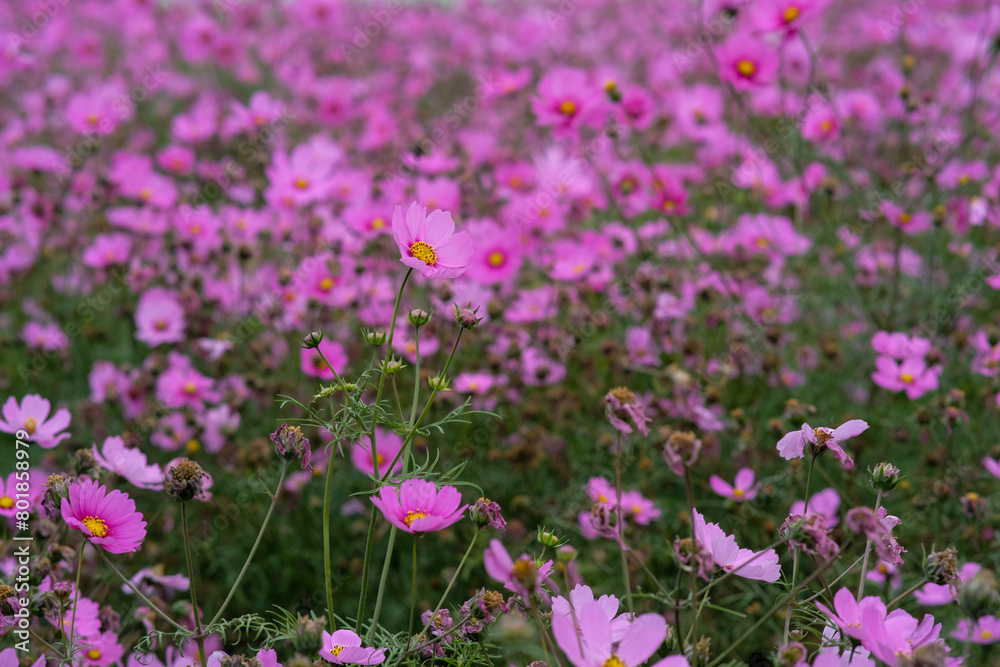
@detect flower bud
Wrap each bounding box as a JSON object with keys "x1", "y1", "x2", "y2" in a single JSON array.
[
  {"x1": 270, "y1": 423, "x2": 312, "y2": 470},
  {"x1": 164, "y1": 459, "x2": 207, "y2": 502},
  {"x1": 301, "y1": 331, "x2": 323, "y2": 349},
  {"x1": 455, "y1": 303, "x2": 482, "y2": 329},
  {"x1": 557, "y1": 545, "x2": 578, "y2": 563},
  {"x1": 364, "y1": 329, "x2": 387, "y2": 347},
  {"x1": 408, "y1": 309, "x2": 431, "y2": 327},
  {"x1": 869, "y1": 462, "x2": 902, "y2": 493},
  {"x1": 537, "y1": 528, "x2": 561, "y2": 548},
  {"x1": 428, "y1": 375, "x2": 450, "y2": 391},
  {"x1": 383, "y1": 358, "x2": 405, "y2": 375},
  {"x1": 74, "y1": 448, "x2": 101, "y2": 478}
]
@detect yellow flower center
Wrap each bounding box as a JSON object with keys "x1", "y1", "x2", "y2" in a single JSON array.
[
  {"x1": 140, "y1": 188, "x2": 152, "y2": 200},
  {"x1": 982, "y1": 630, "x2": 994, "y2": 640},
  {"x1": 878, "y1": 564, "x2": 888, "y2": 573},
  {"x1": 559, "y1": 100, "x2": 577, "y2": 115},
  {"x1": 24, "y1": 417, "x2": 37, "y2": 435},
  {"x1": 603, "y1": 655, "x2": 626, "y2": 667},
  {"x1": 662, "y1": 200, "x2": 675, "y2": 211},
  {"x1": 319, "y1": 277, "x2": 334, "y2": 291},
  {"x1": 82, "y1": 515, "x2": 109, "y2": 538},
  {"x1": 899, "y1": 213, "x2": 911, "y2": 224},
  {"x1": 294, "y1": 178, "x2": 309, "y2": 190},
  {"x1": 186, "y1": 439, "x2": 201, "y2": 453},
  {"x1": 253, "y1": 114, "x2": 268, "y2": 126},
  {"x1": 755, "y1": 237, "x2": 770, "y2": 248},
  {"x1": 87, "y1": 650, "x2": 102, "y2": 660},
  {"x1": 330, "y1": 646, "x2": 345, "y2": 657},
  {"x1": 371, "y1": 217, "x2": 385, "y2": 229},
  {"x1": 900, "y1": 373, "x2": 915, "y2": 383},
  {"x1": 733, "y1": 488, "x2": 744, "y2": 498},
  {"x1": 404, "y1": 510, "x2": 428, "y2": 527},
  {"x1": 509, "y1": 176, "x2": 522, "y2": 187},
  {"x1": 959, "y1": 174, "x2": 970, "y2": 185},
  {"x1": 153, "y1": 319, "x2": 167, "y2": 331},
  {"x1": 410, "y1": 241, "x2": 437, "y2": 266},
  {"x1": 967, "y1": 492, "x2": 981, "y2": 502},
  {"x1": 0, "y1": 496, "x2": 14, "y2": 509},
  {"x1": 783, "y1": 6, "x2": 800, "y2": 22},
  {"x1": 184, "y1": 382, "x2": 198, "y2": 394},
  {"x1": 87, "y1": 114, "x2": 99, "y2": 126},
  {"x1": 376, "y1": 453, "x2": 386, "y2": 465},
  {"x1": 512, "y1": 559, "x2": 536, "y2": 583},
  {"x1": 190, "y1": 224, "x2": 202, "y2": 235},
  {"x1": 488, "y1": 251, "x2": 505, "y2": 267},
  {"x1": 631, "y1": 504, "x2": 642, "y2": 515},
  {"x1": 737, "y1": 60, "x2": 756, "y2": 77},
  {"x1": 820, "y1": 119, "x2": 833, "y2": 132}
]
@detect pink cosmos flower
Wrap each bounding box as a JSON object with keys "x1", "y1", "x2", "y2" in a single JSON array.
[
  {"x1": 462, "y1": 220, "x2": 523, "y2": 284},
  {"x1": 858, "y1": 604, "x2": 952, "y2": 665},
  {"x1": 775, "y1": 419, "x2": 868, "y2": 468},
  {"x1": 61, "y1": 479, "x2": 147, "y2": 553},
  {"x1": 155, "y1": 355, "x2": 218, "y2": 410},
  {"x1": 816, "y1": 588, "x2": 889, "y2": 642},
  {"x1": 790, "y1": 487, "x2": 841, "y2": 527},
  {"x1": 983, "y1": 457, "x2": 1000, "y2": 480},
  {"x1": 620, "y1": 490, "x2": 661, "y2": 525},
  {"x1": 552, "y1": 594, "x2": 689, "y2": 667},
  {"x1": 951, "y1": 615, "x2": 1000, "y2": 644},
  {"x1": 209, "y1": 649, "x2": 281, "y2": 667},
  {"x1": 531, "y1": 67, "x2": 606, "y2": 138},
  {"x1": 692, "y1": 509, "x2": 781, "y2": 582},
  {"x1": 391, "y1": 202, "x2": 474, "y2": 279},
  {"x1": 318, "y1": 629, "x2": 386, "y2": 665},
  {"x1": 370, "y1": 479, "x2": 466, "y2": 534},
  {"x1": 82, "y1": 233, "x2": 132, "y2": 268},
  {"x1": 551, "y1": 585, "x2": 631, "y2": 644},
  {"x1": 301, "y1": 339, "x2": 348, "y2": 380},
  {"x1": 915, "y1": 562, "x2": 980, "y2": 605},
  {"x1": 716, "y1": 32, "x2": 778, "y2": 91},
  {"x1": 483, "y1": 539, "x2": 557, "y2": 605},
  {"x1": 0, "y1": 394, "x2": 71, "y2": 448},
  {"x1": 871, "y1": 356, "x2": 941, "y2": 400},
  {"x1": 0, "y1": 471, "x2": 47, "y2": 522},
  {"x1": 709, "y1": 468, "x2": 759, "y2": 502},
  {"x1": 351, "y1": 428, "x2": 404, "y2": 477},
  {"x1": 79, "y1": 631, "x2": 125, "y2": 666},
  {"x1": 93, "y1": 436, "x2": 163, "y2": 490},
  {"x1": 21, "y1": 322, "x2": 69, "y2": 351},
  {"x1": 135, "y1": 288, "x2": 186, "y2": 347}
]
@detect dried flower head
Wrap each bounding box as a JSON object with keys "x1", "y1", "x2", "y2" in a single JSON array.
[
  {"x1": 164, "y1": 459, "x2": 207, "y2": 502},
  {"x1": 270, "y1": 423, "x2": 312, "y2": 470}
]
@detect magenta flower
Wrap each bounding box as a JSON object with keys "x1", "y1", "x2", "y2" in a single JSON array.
[
  {"x1": 93, "y1": 436, "x2": 163, "y2": 490},
  {"x1": 709, "y1": 468, "x2": 759, "y2": 502},
  {"x1": 716, "y1": 31, "x2": 778, "y2": 91},
  {"x1": 391, "y1": 202, "x2": 474, "y2": 279},
  {"x1": 318, "y1": 629, "x2": 386, "y2": 665},
  {"x1": 551, "y1": 585, "x2": 631, "y2": 644},
  {"x1": 871, "y1": 356, "x2": 941, "y2": 400},
  {"x1": 369, "y1": 479, "x2": 466, "y2": 534},
  {"x1": 790, "y1": 487, "x2": 841, "y2": 527},
  {"x1": 951, "y1": 615, "x2": 1000, "y2": 644},
  {"x1": 775, "y1": 419, "x2": 868, "y2": 468},
  {"x1": 301, "y1": 339, "x2": 348, "y2": 380},
  {"x1": 61, "y1": 479, "x2": 147, "y2": 553},
  {"x1": 483, "y1": 539, "x2": 556, "y2": 605},
  {"x1": 135, "y1": 287, "x2": 186, "y2": 347},
  {"x1": 552, "y1": 594, "x2": 689, "y2": 667},
  {"x1": 915, "y1": 563, "x2": 980, "y2": 605},
  {"x1": 350, "y1": 428, "x2": 404, "y2": 477},
  {"x1": 692, "y1": 509, "x2": 781, "y2": 582},
  {"x1": 531, "y1": 67, "x2": 606, "y2": 138},
  {"x1": 0, "y1": 394, "x2": 71, "y2": 449},
  {"x1": 815, "y1": 588, "x2": 887, "y2": 642}
]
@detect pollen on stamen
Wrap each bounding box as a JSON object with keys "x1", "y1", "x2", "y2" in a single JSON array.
[
  {"x1": 488, "y1": 251, "x2": 505, "y2": 267},
  {"x1": 736, "y1": 60, "x2": 756, "y2": 77},
  {"x1": 783, "y1": 6, "x2": 800, "y2": 22},
  {"x1": 82, "y1": 515, "x2": 109, "y2": 538},
  {"x1": 559, "y1": 100, "x2": 577, "y2": 115},
  {"x1": 404, "y1": 509, "x2": 428, "y2": 527},
  {"x1": 25, "y1": 417, "x2": 37, "y2": 435},
  {"x1": 410, "y1": 241, "x2": 438, "y2": 266}
]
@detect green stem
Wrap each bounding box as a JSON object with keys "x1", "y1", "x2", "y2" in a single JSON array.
[
  {"x1": 182, "y1": 503, "x2": 208, "y2": 667},
  {"x1": 782, "y1": 548, "x2": 802, "y2": 644},
  {"x1": 409, "y1": 536, "x2": 418, "y2": 638},
  {"x1": 887, "y1": 577, "x2": 930, "y2": 610},
  {"x1": 410, "y1": 529, "x2": 479, "y2": 654},
  {"x1": 856, "y1": 490, "x2": 884, "y2": 600},
  {"x1": 357, "y1": 268, "x2": 412, "y2": 632},
  {"x1": 209, "y1": 460, "x2": 289, "y2": 627},
  {"x1": 685, "y1": 575, "x2": 715, "y2": 647},
  {"x1": 684, "y1": 468, "x2": 698, "y2": 643},
  {"x1": 707, "y1": 557, "x2": 836, "y2": 667},
  {"x1": 93, "y1": 545, "x2": 187, "y2": 632},
  {"x1": 410, "y1": 326, "x2": 422, "y2": 426},
  {"x1": 614, "y1": 435, "x2": 633, "y2": 614},
  {"x1": 323, "y1": 448, "x2": 338, "y2": 635},
  {"x1": 69, "y1": 544, "x2": 84, "y2": 649},
  {"x1": 367, "y1": 525, "x2": 398, "y2": 643}
]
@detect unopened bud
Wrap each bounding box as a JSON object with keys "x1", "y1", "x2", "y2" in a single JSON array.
[
  {"x1": 428, "y1": 375, "x2": 450, "y2": 391},
  {"x1": 455, "y1": 302, "x2": 483, "y2": 329},
  {"x1": 364, "y1": 329, "x2": 387, "y2": 347},
  {"x1": 537, "y1": 528, "x2": 561, "y2": 548},
  {"x1": 384, "y1": 358, "x2": 405, "y2": 375},
  {"x1": 924, "y1": 547, "x2": 959, "y2": 586},
  {"x1": 408, "y1": 309, "x2": 431, "y2": 327},
  {"x1": 958, "y1": 568, "x2": 999, "y2": 618},
  {"x1": 870, "y1": 462, "x2": 901, "y2": 493},
  {"x1": 301, "y1": 331, "x2": 323, "y2": 349}
]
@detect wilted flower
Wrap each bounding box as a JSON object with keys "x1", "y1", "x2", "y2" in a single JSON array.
[
  {"x1": 469, "y1": 497, "x2": 507, "y2": 531},
  {"x1": 604, "y1": 386, "x2": 651, "y2": 437},
  {"x1": 846, "y1": 506, "x2": 905, "y2": 566},
  {"x1": 164, "y1": 459, "x2": 208, "y2": 502},
  {"x1": 780, "y1": 512, "x2": 840, "y2": 561},
  {"x1": 270, "y1": 423, "x2": 312, "y2": 470},
  {"x1": 664, "y1": 430, "x2": 702, "y2": 476}
]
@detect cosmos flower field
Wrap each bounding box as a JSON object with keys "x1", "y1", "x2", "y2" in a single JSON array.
[{"x1": 3, "y1": 0, "x2": 1000, "y2": 665}]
